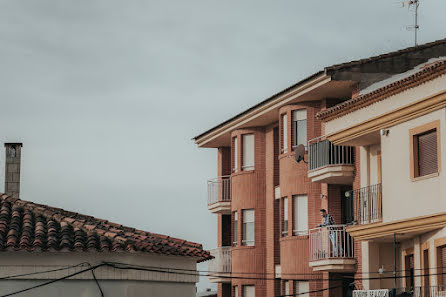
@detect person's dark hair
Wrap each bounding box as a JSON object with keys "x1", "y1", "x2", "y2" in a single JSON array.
[{"x1": 320, "y1": 209, "x2": 327, "y2": 213}]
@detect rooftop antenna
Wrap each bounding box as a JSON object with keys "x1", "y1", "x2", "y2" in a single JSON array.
[{"x1": 403, "y1": 0, "x2": 420, "y2": 46}]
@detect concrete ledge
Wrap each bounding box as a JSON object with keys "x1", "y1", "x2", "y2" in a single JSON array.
[
  {"x1": 308, "y1": 165, "x2": 355, "y2": 184},
  {"x1": 208, "y1": 201, "x2": 231, "y2": 214},
  {"x1": 309, "y1": 258, "x2": 356, "y2": 272}
]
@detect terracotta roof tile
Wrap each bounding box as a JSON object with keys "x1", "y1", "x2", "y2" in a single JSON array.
[{"x1": 0, "y1": 194, "x2": 211, "y2": 261}]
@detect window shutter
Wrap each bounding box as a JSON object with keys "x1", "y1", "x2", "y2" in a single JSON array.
[
  {"x1": 293, "y1": 195, "x2": 308, "y2": 235},
  {"x1": 242, "y1": 134, "x2": 255, "y2": 170},
  {"x1": 282, "y1": 114, "x2": 288, "y2": 152},
  {"x1": 418, "y1": 129, "x2": 437, "y2": 176}
]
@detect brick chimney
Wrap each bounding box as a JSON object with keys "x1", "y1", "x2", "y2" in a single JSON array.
[{"x1": 4, "y1": 143, "x2": 22, "y2": 198}]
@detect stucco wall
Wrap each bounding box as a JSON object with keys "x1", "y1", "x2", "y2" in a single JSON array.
[
  {"x1": 0, "y1": 252, "x2": 199, "y2": 297},
  {"x1": 380, "y1": 108, "x2": 446, "y2": 222}
]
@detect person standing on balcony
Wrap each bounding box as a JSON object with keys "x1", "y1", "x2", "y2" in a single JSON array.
[{"x1": 318, "y1": 209, "x2": 343, "y2": 257}]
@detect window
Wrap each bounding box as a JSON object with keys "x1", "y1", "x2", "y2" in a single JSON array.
[
  {"x1": 294, "y1": 281, "x2": 309, "y2": 297},
  {"x1": 292, "y1": 109, "x2": 307, "y2": 149},
  {"x1": 283, "y1": 281, "x2": 289, "y2": 297},
  {"x1": 243, "y1": 285, "x2": 255, "y2": 297},
  {"x1": 282, "y1": 114, "x2": 288, "y2": 153},
  {"x1": 242, "y1": 134, "x2": 255, "y2": 171},
  {"x1": 233, "y1": 137, "x2": 238, "y2": 172},
  {"x1": 410, "y1": 120, "x2": 441, "y2": 180},
  {"x1": 242, "y1": 209, "x2": 255, "y2": 246},
  {"x1": 293, "y1": 195, "x2": 308, "y2": 236},
  {"x1": 233, "y1": 211, "x2": 238, "y2": 246},
  {"x1": 234, "y1": 286, "x2": 239, "y2": 297},
  {"x1": 282, "y1": 197, "x2": 288, "y2": 236}
]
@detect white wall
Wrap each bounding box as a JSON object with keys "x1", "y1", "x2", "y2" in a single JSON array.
[
  {"x1": 380, "y1": 108, "x2": 446, "y2": 222},
  {"x1": 0, "y1": 252, "x2": 199, "y2": 297}
]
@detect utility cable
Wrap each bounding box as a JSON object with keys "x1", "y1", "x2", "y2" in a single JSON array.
[
  {"x1": 0, "y1": 263, "x2": 105, "y2": 297},
  {"x1": 0, "y1": 262, "x2": 90, "y2": 280}
]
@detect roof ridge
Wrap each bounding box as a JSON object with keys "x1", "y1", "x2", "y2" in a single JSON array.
[{"x1": 325, "y1": 37, "x2": 446, "y2": 72}]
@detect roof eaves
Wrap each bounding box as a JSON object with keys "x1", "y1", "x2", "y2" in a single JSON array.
[
  {"x1": 317, "y1": 60, "x2": 446, "y2": 121},
  {"x1": 193, "y1": 70, "x2": 326, "y2": 143}
]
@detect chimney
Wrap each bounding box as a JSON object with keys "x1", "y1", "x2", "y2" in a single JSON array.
[{"x1": 4, "y1": 143, "x2": 22, "y2": 198}]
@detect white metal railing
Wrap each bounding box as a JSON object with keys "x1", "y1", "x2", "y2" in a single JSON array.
[
  {"x1": 309, "y1": 225, "x2": 354, "y2": 261},
  {"x1": 208, "y1": 247, "x2": 231, "y2": 277},
  {"x1": 308, "y1": 136, "x2": 354, "y2": 171},
  {"x1": 345, "y1": 183, "x2": 382, "y2": 225},
  {"x1": 207, "y1": 176, "x2": 231, "y2": 205}
]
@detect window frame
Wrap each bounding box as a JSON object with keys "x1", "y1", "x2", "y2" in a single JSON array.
[
  {"x1": 242, "y1": 285, "x2": 255, "y2": 297},
  {"x1": 233, "y1": 211, "x2": 238, "y2": 246},
  {"x1": 282, "y1": 113, "x2": 288, "y2": 153},
  {"x1": 242, "y1": 134, "x2": 255, "y2": 171},
  {"x1": 233, "y1": 137, "x2": 238, "y2": 173},
  {"x1": 409, "y1": 120, "x2": 441, "y2": 181},
  {"x1": 292, "y1": 109, "x2": 307, "y2": 150},
  {"x1": 281, "y1": 197, "x2": 288, "y2": 237},
  {"x1": 242, "y1": 209, "x2": 255, "y2": 246},
  {"x1": 292, "y1": 194, "x2": 308, "y2": 236}
]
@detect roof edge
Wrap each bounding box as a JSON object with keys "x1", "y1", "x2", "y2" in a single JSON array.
[{"x1": 317, "y1": 60, "x2": 446, "y2": 121}]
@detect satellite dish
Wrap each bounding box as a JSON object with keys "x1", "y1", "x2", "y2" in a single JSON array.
[{"x1": 294, "y1": 144, "x2": 306, "y2": 163}]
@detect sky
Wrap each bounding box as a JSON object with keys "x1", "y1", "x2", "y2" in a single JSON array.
[{"x1": 0, "y1": 0, "x2": 445, "y2": 292}]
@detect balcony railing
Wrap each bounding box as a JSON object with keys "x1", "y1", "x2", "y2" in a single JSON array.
[
  {"x1": 308, "y1": 138, "x2": 354, "y2": 171},
  {"x1": 207, "y1": 176, "x2": 231, "y2": 205},
  {"x1": 208, "y1": 247, "x2": 231, "y2": 281},
  {"x1": 309, "y1": 225, "x2": 354, "y2": 261},
  {"x1": 345, "y1": 183, "x2": 382, "y2": 225}
]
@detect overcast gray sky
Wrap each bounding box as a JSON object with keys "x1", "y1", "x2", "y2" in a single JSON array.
[{"x1": 0, "y1": 0, "x2": 445, "y2": 291}]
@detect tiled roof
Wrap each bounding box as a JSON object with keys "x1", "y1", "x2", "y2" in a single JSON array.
[
  {"x1": 0, "y1": 194, "x2": 211, "y2": 262},
  {"x1": 317, "y1": 59, "x2": 446, "y2": 121},
  {"x1": 325, "y1": 37, "x2": 446, "y2": 72}
]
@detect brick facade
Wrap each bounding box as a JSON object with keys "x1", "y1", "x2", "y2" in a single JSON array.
[{"x1": 213, "y1": 103, "x2": 362, "y2": 297}]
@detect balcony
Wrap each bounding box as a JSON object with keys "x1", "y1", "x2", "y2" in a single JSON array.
[
  {"x1": 207, "y1": 247, "x2": 231, "y2": 283},
  {"x1": 308, "y1": 138, "x2": 355, "y2": 184},
  {"x1": 309, "y1": 225, "x2": 356, "y2": 272},
  {"x1": 207, "y1": 176, "x2": 231, "y2": 214},
  {"x1": 346, "y1": 183, "x2": 382, "y2": 225}
]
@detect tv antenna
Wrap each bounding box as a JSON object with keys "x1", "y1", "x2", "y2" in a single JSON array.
[{"x1": 403, "y1": 0, "x2": 420, "y2": 46}]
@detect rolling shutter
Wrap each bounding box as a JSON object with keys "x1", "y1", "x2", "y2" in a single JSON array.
[{"x1": 417, "y1": 129, "x2": 438, "y2": 176}]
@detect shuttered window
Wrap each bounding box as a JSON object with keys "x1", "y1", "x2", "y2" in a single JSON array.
[
  {"x1": 282, "y1": 114, "x2": 288, "y2": 153},
  {"x1": 410, "y1": 121, "x2": 440, "y2": 180},
  {"x1": 292, "y1": 109, "x2": 307, "y2": 149},
  {"x1": 242, "y1": 209, "x2": 255, "y2": 246},
  {"x1": 416, "y1": 129, "x2": 438, "y2": 177},
  {"x1": 243, "y1": 285, "x2": 255, "y2": 297},
  {"x1": 242, "y1": 134, "x2": 254, "y2": 171},
  {"x1": 294, "y1": 281, "x2": 309, "y2": 297},
  {"x1": 293, "y1": 195, "x2": 308, "y2": 236},
  {"x1": 282, "y1": 197, "x2": 288, "y2": 237},
  {"x1": 233, "y1": 211, "x2": 238, "y2": 246},
  {"x1": 233, "y1": 137, "x2": 238, "y2": 172}
]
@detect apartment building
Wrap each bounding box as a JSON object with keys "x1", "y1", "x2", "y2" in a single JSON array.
[
  {"x1": 318, "y1": 54, "x2": 446, "y2": 296},
  {"x1": 194, "y1": 38, "x2": 446, "y2": 297}
]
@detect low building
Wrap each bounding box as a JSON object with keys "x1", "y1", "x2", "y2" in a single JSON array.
[{"x1": 0, "y1": 143, "x2": 211, "y2": 297}]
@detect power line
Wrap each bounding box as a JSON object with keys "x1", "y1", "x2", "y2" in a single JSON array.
[
  {"x1": 0, "y1": 263, "x2": 105, "y2": 297},
  {"x1": 0, "y1": 262, "x2": 90, "y2": 280}
]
